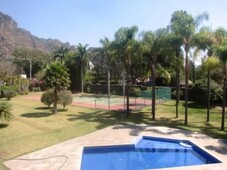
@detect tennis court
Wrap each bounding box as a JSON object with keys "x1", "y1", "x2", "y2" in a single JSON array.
[{"x1": 72, "y1": 94, "x2": 152, "y2": 111}]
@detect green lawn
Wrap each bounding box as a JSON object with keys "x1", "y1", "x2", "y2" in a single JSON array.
[{"x1": 0, "y1": 93, "x2": 226, "y2": 169}]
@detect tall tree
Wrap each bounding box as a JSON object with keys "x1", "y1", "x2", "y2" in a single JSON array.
[
  {"x1": 170, "y1": 10, "x2": 209, "y2": 124},
  {"x1": 141, "y1": 28, "x2": 169, "y2": 120},
  {"x1": 214, "y1": 27, "x2": 227, "y2": 130},
  {"x1": 166, "y1": 32, "x2": 184, "y2": 118},
  {"x1": 53, "y1": 46, "x2": 70, "y2": 63},
  {"x1": 203, "y1": 56, "x2": 219, "y2": 122},
  {"x1": 76, "y1": 43, "x2": 90, "y2": 94},
  {"x1": 114, "y1": 26, "x2": 138, "y2": 116},
  {"x1": 194, "y1": 26, "x2": 216, "y2": 122},
  {"x1": 99, "y1": 37, "x2": 115, "y2": 110},
  {"x1": 43, "y1": 62, "x2": 70, "y2": 114}
]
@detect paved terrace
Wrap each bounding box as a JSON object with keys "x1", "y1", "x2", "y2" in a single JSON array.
[{"x1": 4, "y1": 123, "x2": 227, "y2": 170}]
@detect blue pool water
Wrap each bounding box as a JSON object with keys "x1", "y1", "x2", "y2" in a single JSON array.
[{"x1": 81, "y1": 136, "x2": 221, "y2": 170}]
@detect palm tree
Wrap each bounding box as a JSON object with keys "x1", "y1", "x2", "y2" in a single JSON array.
[
  {"x1": 203, "y1": 56, "x2": 219, "y2": 122},
  {"x1": 194, "y1": 26, "x2": 217, "y2": 122},
  {"x1": 166, "y1": 32, "x2": 184, "y2": 118},
  {"x1": 213, "y1": 28, "x2": 227, "y2": 130},
  {"x1": 43, "y1": 62, "x2": 70, "y2": 114},
  {"x1": 217, "y1": 46, "x2": 227, "y2": 130},
  {"x1": 114, "y1": 26, "x2": 138, "y2": 116},
  {"x1": 76, "y1": 43, "x2": 90, "y2": 94},
  {"x1": 170, "y1": 10, "x2": 209, "y2": 125},
  {"x1": 53, "y1": 46, "x2": 70, "y2": 63},
  {"x1": 99, "y1": 37, "x2": 115, "y2": 110},
  {"x1": 141, "y1": 28, "x2": 169, "y2": 120}
]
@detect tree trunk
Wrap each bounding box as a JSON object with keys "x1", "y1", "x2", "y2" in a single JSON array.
[
  {"x1": 126, "y1": 56, "x2": 130, "y2": 116},
  {"x1": 151, "y1": 56, "x2": 156, "y2": 120},
  {"x1": 122, "y1": 68, "x2": 126, "y2": 111},
  {"x1": 207, "y1": 70, "x2": 211, "y2": 122},
  {"x1": 176, "y1": 53, "x2": 180, "y2": 118},
  {"x1": 221, "y1": 62, "x2": 226, "y2": 130},
  {"x1": 192, "y1": 62, "x2": 195, "y2": 83},
  {"x1": 107, "y1": 67, "x2": 110, "y2": 110},
  {"x1": 81, "y1": 63, "x2": 84, "y2": 94},
  {"x1": 52, "y1": 88, "x2": 58, "y2": 114},
  {"x1": 184, "y1": 46, "x2": 189, "y2": 125},
  {"x1": 176, "y1": 65, "x2": 180, "y2": 118}
]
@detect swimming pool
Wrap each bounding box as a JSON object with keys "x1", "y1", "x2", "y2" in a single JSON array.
[{"x1": 81, "y1": 136, "x2": 221, "y2": 170}]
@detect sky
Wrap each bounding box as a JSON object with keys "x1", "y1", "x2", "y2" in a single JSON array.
[{"x1": 0, "y1": 0, "x2": 227, "y2": 47}]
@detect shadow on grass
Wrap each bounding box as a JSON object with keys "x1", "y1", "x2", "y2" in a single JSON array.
[
  {"x1": 35, "y1": 107, "x2": 68, "y2": 113},
  {"x1": 35, "y1": 106, "x2": 51, "y2": 110},
  {"x1": 199, "y1": 122, "x2": 227, "y2": 138},
  {"x1": 57, "y1": 108, "x2": 68, "y2": 112},
  {"x1": 21, "y1": 112, "x2": 52, "y2": 118},
  {"x1": 0, "y1": 123, "x2": 8, "y2": 128},
  {"x1": 67, "y1": 110, "x2": 122, "y2": 130},
  {"x1": 66, "y1": 109, "x2": 151, "y2": 130},
  {"x1": 183, "y1": 102, "x2": 206, "y2": 109}
]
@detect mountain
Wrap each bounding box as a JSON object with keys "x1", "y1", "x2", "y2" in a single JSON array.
[{"x1": 0, "y1": 11, "x2": 71, "y2": 56}]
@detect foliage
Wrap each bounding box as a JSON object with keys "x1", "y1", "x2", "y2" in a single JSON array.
[
  {"x1": 191, "y1": 79, "x2": 222, "y2": 104},
  {"x1": 129, "y1": 87, "x2": 141, "y2": 97},
  {"x1": 3, "y1": 90, "x2": 16, "y2": 100},
  {"x1": 0, "y1": 57, "x2": 17, "y2": 77},
  {"x1": 114, "y1": 26, "x2": 139, "y2": 116},
  {"x1": 202, "y1": 56, "x2": 220, "y2": 72},
  {"x1": 0, "y1": 85, "x2": 9, "y2": 98},
  {"x1": 30, "y1": 78, "x2": 44, "y2": 91},
  {"x1": 53, "y1": 46, "x2": 70, "y2": 63},
  {"x1": 156, "y1": 64, "x2": 171, "y2": 85},
  {"x1": 43, "y1": 62, "x2": 70, "y2": 91},
  {"x1": 75, "y1": 43, "x2": 91, "y2": 93},
  {"x1": 0, "y1": 102, "x2": 12, "y2": 122},
  {"x1": 13, "y1": 48, "x2": 51, "y2": 77},
  {"x1": 41, "y1": 89, "x2": 73, "y2": 109},
  {"x1": 41, "y1": 89, "x2": 54, "y2": 107},
  {"x1": 0, "y1": 75, "x2": 29, "y2": 95},
  {"x1": 58, "y1": 90, "x2": 73, "y2": 109},
  {"x1": 42, "y1": 62, "x2": 70, "y2": 114}
]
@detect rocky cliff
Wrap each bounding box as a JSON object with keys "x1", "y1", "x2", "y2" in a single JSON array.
[{"x1": 0, "y1": 11, "x2": 70, "y2": 56}]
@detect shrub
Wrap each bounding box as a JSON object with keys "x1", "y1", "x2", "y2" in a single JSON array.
[
  {"x1": 0, "y1": 85, "x2": 9, "y2": 98},
  {"x1": 58, "y1": 90, "x2": 73, "y2": 110},
  {"x1": 41, "y1": 89, "x2": 54, "y2": 107},
  {"x1": 129, "y1": 87, "x2": 141, "y2": 97},
  {"x1": 0, "y1": 102, "x2": 12, "y2": 122},
  {"x1": 3, "y1": 89, "x2": 16, "y2": 100},
  {"x1": 191, "y1": 79, "x2": 222, "y2": 104},
  {"x1": 0, "y1": 75, "x2": 29, "y2": 95}
]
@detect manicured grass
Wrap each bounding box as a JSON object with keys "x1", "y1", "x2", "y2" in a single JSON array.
[
  {"x1": 138, "y1": 101, "x2": 227, "y2": 138},
  {"x1": 0, "y1": 93, "x2": 226, "y2": 168},
  {"x1": 0, "y1": 93, "x2": 123, "y2": 168}
]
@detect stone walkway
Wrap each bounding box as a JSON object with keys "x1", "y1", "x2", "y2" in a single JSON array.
[{"x1": 4, "y1": 123, "x2": 227, "y2": 170}]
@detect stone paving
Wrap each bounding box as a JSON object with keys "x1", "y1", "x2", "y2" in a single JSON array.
[{"x1": 4, "y1": 123, "x2": 227, "y2": 170}]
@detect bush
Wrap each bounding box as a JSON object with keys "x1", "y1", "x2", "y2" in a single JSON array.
[
  {"x1": 58, "y1": 90, "x2": 73, "y2": 110},
  {"x1": 0, "y1": 102, "x2": 12, "y2": 122},
  {"x1": 41, "y1": 89, "x2": 54, "y2": 107},
  {"x1": 129, "y1": 87, "x2": 141, "y2": 97},
  {"x1": 0, "y1": 85, "x2": 9, "y2": 98},
  {"x1": 191, "y1": 79, "x2": 222, "y2": 104},
  {"x1": 3, "y1": 89, "x2": 16, "y2": 100}
]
